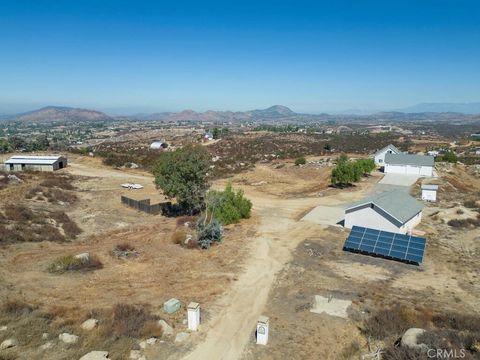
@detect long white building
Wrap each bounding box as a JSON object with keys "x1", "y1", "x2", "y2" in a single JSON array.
[{"x1": 4, "y1": 155, "x2": 67, "y2": 172}]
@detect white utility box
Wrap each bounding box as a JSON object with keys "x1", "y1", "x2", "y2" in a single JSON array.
[
  {"x1": 187, "y1": 302, "x2": 200, "y2": 331},
  {"x1": 256, "y1": 315, "x2": 269, "y2": 345}
]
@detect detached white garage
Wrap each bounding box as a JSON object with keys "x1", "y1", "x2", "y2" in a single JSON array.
[
  {"x1": 384, "y1": 153, "x2": 434, "y2": 177},
  {"x1": 345, "y1": 190, "x2": 423, "y2": 234}
]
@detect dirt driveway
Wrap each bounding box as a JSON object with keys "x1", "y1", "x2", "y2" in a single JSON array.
[{"x1": 181, "y1": 175, "x2": 378, "y2": 360}]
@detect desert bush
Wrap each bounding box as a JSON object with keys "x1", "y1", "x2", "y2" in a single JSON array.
[
  {"x1": 206, "y1": 183, "x2": 252, "y2": 225},
  {"x1": 295, "y1": 156, "x2": 307, "y2": 166},
  {"x1": 51, "y1": 211, "x2": 82, "y2": 238},
  {"x1": 464, "y1": 199, "x2": 478, "y2": 209},
  {"x1": 362, "y1": 304, "x2": 425, "y2": 340},
  {"x1": 104, "y1": 304, "x2": 161, "y2": 338},
  {"x1": 115, "y1": 242, "x2": 135, "y2": 252},
  {"x1": 48, "y1": 254, "x2": 103, "y2": 273},
  {"x1": 4, "y1": 205, "x2": 35, "y2": 222},
  {"x1": 40, "y1": 176, "x2": 75, "y2": 190},
  {"x1": 171, "y1": 227, "x2": 188, "y2": 245},
  {"x1": 2, "y1": 299, "x2": 35, "y2": 317},
  {"x1": 447, "y1": 218, "x2": 480, "y2": 228},
  {"x1": 197, "y1": 217, "x2": 223, "y2": 249},
  {"x1": 25, "y1": 186, "x2": 43, "y2": 199},
  {"x1": 339, "y1": 340, "x2": 361, "y2": 359},
  {"x1": 175, "y1": 215, "x2": 197, "y2": 228},
  {"x1": 43, "y1": 188, "x2": 78, "y2": 204}
]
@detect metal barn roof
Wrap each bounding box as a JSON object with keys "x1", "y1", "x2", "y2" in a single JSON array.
[
  {"x1": 5, "y1": 155, "x2": 64, "y2": 165},
  {"x1": 346, "y1": 190, "x2": 423, "y2": 224},
  {"x1": 385, "y1": 153, "x2": 434, "y2": 167}
]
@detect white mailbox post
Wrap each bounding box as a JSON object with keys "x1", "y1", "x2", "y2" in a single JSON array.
[
  {"x1": 187, "y1": 302, "x2": 200, "y2": 331},
  {"x1": 256, "y1": 316, "x2": 269, "y2": 345}
]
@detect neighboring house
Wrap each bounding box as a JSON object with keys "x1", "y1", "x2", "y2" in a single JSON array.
[
  {"x1": 345, "y1": 190, "x2": 423, "y2": 234},
  {"x1": 475, "y1": 148, "x2": 480, "y2": 155},
  {"x1": 384, "y1": 153, "x2": 434, "y2": 177},
  {"x1": 421, "y1": 184, "x2": 439, "y2": 202},
  {"x1": 4, "y1": 155, "x2": 67, "y2": 172},
  {"x1": 372, "y1": 144, "x2": 402, "y2": 165},
  {"x1": 427, "y1": 150, "x2": 440, "y2": 157}
]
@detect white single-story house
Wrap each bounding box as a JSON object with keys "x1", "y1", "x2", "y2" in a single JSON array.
[
  {"x1": 372, "y1": 144, "x2": 403, "y2": 165},
  {"x1": 3, "y1": 155, "x2": 67, "y2": 172},
  {"x1": 345, "y1": 190, "x2": 423, "y2": 234},
  {"x1": 421, "y1": 184, "x2": 438, "y2": 202},
  {"x1": 384, "y1": 153, "x2": 434, "y2": 177}
]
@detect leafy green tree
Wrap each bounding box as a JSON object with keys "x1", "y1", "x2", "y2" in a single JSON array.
[
  {"x1": 439, "y1": 150, "x2": 458, "y2": 163},
  {"x1": 212, "y1": 127, "x2": 220, "y2": 139},
  {"x1": 153, "y1": 144, "x2": 211, "y2": 214},
  {"x1": 331, "y1": 156, "x2": 375, "y2": 187},
  {"x1": 0, "y1": 139, "x2": 11, "y2": 153}
]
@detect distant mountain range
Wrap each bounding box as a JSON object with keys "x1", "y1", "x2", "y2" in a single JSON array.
[
  {"x1": 396, "y1": 102, "x2": 480, "y2": 114},
  {"x1": 2, "y1": 106, "x2": 111, "y2": 123},
  {"x1": 1, "y1": 103, "x2": 480, "y2": 124}
]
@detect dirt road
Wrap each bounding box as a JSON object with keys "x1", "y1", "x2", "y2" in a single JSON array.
[
  {"x1": 182, "y1": 195, "x2": 320, "y2": 360},
  {"x1": 181, "y1": 173, "x2": 379, "y2": 360}
]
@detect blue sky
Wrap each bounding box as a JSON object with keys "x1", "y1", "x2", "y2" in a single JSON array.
[{"x1": 0, "y1": 0, "x2": 479, "y2": 114}]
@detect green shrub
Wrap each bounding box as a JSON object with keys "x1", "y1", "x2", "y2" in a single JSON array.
[
  {"x1": 295, "y1": 156, "x2": 307, "y2": 166},
  {"x1": 206, "y1": 183, "x2": 252, "y2": 225}
]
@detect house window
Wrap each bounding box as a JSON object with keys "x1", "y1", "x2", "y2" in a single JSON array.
[{"x1": 379, "y1": 159, "x2": 383, "y2": 163}]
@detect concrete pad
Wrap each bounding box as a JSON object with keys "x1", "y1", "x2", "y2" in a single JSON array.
[
  {"x1": 310, "y1": 295, "x2": 351, "y2": 318},
  {"x1": 379, "y1": 174, "x2": 420, "y2": 187},
  {"x1": 301, "y1": 205, "x2": 344, "y2": 226}
]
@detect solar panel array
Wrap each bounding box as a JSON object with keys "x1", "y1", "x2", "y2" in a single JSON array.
[{"x1": 343, "y1": 226, "x2": 426, "y2": 264}]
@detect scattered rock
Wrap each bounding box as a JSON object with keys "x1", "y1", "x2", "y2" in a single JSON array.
[
  {"x1": 40, "y1": 341, "x2": 54, "y2": 350},
  {"x1": 7, "y1": 174, "x2": 22, "y2": 183},
  {"x1": 0, "y1": 338, "x2": 17, "y2": 350},
  {"x1": 74, "y1": 252, "x2": 90, "y2": 262},
  {"x1": 158, "y1": 319, "x2": 174, "y2": 336},
  {"x1": 59, "y1": 332, "x2": 79, "y2": 344},
  {"x1": 182, "y1": 319, "x2": 187, "y2": 325},
  {"x1": 79, "y1": 350, "x2": 109, "y2": 360},
  {"x1": 0, "y1": 325, "x2": 7, "y2": 331},
  {"x1": 472, "y1": 341, "x2": 480, "y2": 353},
  {"x1": 174, "y1": 332, "x2": 190, "y2": 343},
  {"x1": 129, "y1": 350, "x2": 143, "y2": 359},
  {"x1": 128, "y1": 162, "x2": 139, "y2": 169},
  {"x1": 401, "y1": 328, "x2": 428, "y2": 350},
  {"x1": 42, "y1": 332, "x2": 49, "y2": 339},
  {"x1": 138, "y1": 338, "x2": 157, "y2": 349},
  {"x1": 81, "y1": 318, "x2": 99, "y2": 330}
]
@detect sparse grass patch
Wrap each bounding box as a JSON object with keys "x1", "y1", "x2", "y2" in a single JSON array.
[
  {"x1": 48, "y1": 254, "x2": 103, "y2": 273},
  {"x1": 102, "y1": 303, "x2": 161, "y2": 339}
]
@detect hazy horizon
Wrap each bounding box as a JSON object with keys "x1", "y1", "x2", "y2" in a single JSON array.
[{"x1": 1, "y1": 0, "x2": 480, "y2": 114}]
